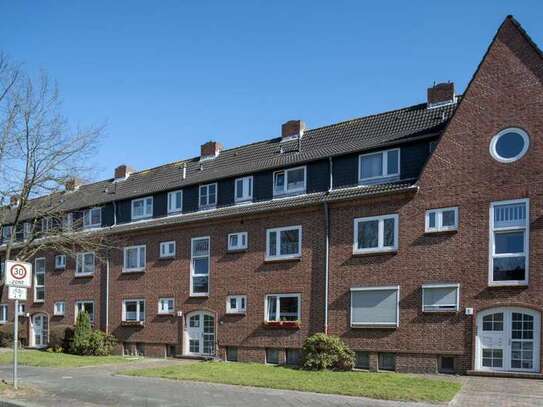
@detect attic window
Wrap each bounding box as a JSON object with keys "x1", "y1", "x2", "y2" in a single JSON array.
[{"x1": 490, "y1": 128, "x2": 529, "y2": 163}]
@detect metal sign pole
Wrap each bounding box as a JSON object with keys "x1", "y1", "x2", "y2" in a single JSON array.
[{"x1": 13, "y1": 298, "x2": 18, "y2": 390}]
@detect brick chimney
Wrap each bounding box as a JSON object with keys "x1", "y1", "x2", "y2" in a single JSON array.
[
  {"x1": 200, "y1": 141, "x2": 223, "y2": 160},
  {"x1": 65, "y1": 177, "x2": 82, "y2": 192},
  {"x1": 427, "y1": 82, "x2": 456, "y2": 108},
  {"x1": 281, "y1": 120, "x2": 305, "y2": 141},
  {"x1": 9, "y1": 195, "x2": 20, "y2": 207},
  {"x1": 114, "y1": 164, "x2": 134, "y2": 180}
]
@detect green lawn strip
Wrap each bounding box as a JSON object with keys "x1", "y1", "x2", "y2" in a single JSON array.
[
  {"x1": 121, "y1": 362, "x2": 461, "y2": 403},
  {"x1": 0, "y1": 350, "x2": 141, "y2": 368}
]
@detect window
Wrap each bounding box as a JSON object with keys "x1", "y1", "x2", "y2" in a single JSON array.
[
  {"x1": 131, "y1": 196, "x2": 153, "y2": 220},
  {"x1": 482, "y1": 348, "x2": 503, "y2": 368},
  {"x1": 226, "y1": 295, "x2": 246, "y2": 314},
  {"x1": 55, "y1": 255, "x2": 66, "y2": 270},
  {"x1": 266, "y1": 226, "x2": 302, "y2": 260},
  {"x1": 123, "y1": 245, "x2": 146, "y2": 272},
  {"x1": 227, "y1": 232, "x2": 248, "y2": 251},
  {"x1": 62, "y1": 213, "x2": 73, "y2": 231},
  {"x1": 160, "y1": 241, "x2": 176, "y2": 258},
  {"x1": 76, "y1": 252, "x2": 95, "y2": 276},
  {"x1": 379, "y1": 353, "x2": 396, "y2": 371},
  {"x1": 266, "y1": 348, "x2": 279, "y2": 364},
  {"x1": 355, "y1": 351, "x2": 370, "y2": 369},
  {"x1": 23, "y1": 222, "x2": 32, "y2": 240},
  {"x1": 265, "y1": 294, "x2": 300, "y2": 322},
  {"x1": 425, "y1": 207, "x2": 458, "y2": 232},
  {"x1": 190, "y1": 237, "x2": 210, "y2": 296},
  {"x1": 273, "y1": 166, "x2": 306, "y2": 196},
  {"x1": 54, "y1": 302, "x2": 65, "y2": 316},
  {"x1": 167, "y1": 190, "x2": 183, "y2": 214},
  {"x1": 226, "y1": 347, "x2": 238, "y2": 362},
  {"x1": 353, "y1": 214, "x2": 398, "y2": 254},
  {"x1": 158, "y1": 298, "x2": 174, "y2": 314},
  {"x1": 83, "y1": 207, "x2": 102, "y2": 229},
  {"x1": 482, "y1": 313, "x2": 504, "y2": 331},
  {"x1": 41, "y1": 217, "x2": 54, "y2": 234},
  {"x1": 490, "y1": 199, "x2": 529, "y2": 285},
  {"x1": 490, "y1": 128, "x2": 529, "y2": 163},
  {"x1": 2, "y1": 225, "x2": 12, "y2": 242},
  {"x1": 235, "y1": 176, "x2": 253, "y2": 203},
  {"x1": 75, "y1": 301, "x2": 94, "y2": 322},
  {"x1": 286, "y1": 349, "x2": 301, "y2": 366},
  {"x1": 122, "y1": 299, "x2": 145, "y2": 322},
  {"x1": 439, "y1": 356, "x2": 455, "y2": 373},
  {"x1": 0, "y1": 261, "x2": 4, "y2": 282},
  {"x1": 351, "y1": 286, "x2": 400, "y2": 327},
  {"x1": 34, "y1": 257, "x2": 45, "y2": 303},
  {"x1": 199, "y1": 183, "x2": 217, "y2": 209},
  {"x1": 17, "y1": 303, "x2": 25, "y2": 316},
  {"x1": 359, "y1": 148, "x2": 400, "y2": 184},
  {"x1": 422, "y1": 284, "x2": 459, "y2": 312},
  {"x1": 0, "y1": 304, "x2": 7, "y2": 323}
]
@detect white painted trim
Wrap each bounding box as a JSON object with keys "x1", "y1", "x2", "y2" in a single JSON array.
[
  {"x1": 358, "y1": 148, "x2": 400, "y2": 184},
  {"x1": 350, "y1": 286, "x2": 400, "y2": 328},
  {"x1": 53, "y1": 301, "x2": 65, "y2": 316},
  {"x1": 54, "y1": 254, "x2": 66, "y2": 269},
  {"x1": 353, "y1": 214, "x2": 399, "y2": 255},
  {"x1": 190, "y1": 236, "x2": 210, "y2": 297},
  {"x1": 265, "y1": 225, "x2": 302, "y2": 261},
  {"x1": 83, "y1": 207, "x2": 102, "y2": 229},
  {"x1": 199, "y1": 183, "x2": 218, "y2": 210},
  {"x1": 75, "y1": 300, "x2": 95, "y2": 323},
  {"x1": 425, "y1": 207, "x2": 459, "y2": 233},
  {"x1": 123, "y1": 245, "x2": 146, "y2": 273},
  {"x1": 264, "y1": 293, "x2": 301, "y2": 322},
  {"x1": 234, "y1": 176, "x2": 253, "y2": 203},
  {"x1": 421, "y1": 283, "x2": 460, "y2": 313},
  {"x1": 34, "y1": 257, "x2": 46, "y2": 303},
  {"x1": 489, "y1": 127, "x2": 530, "y2": 163},
  {"x1": 159, "y1": 241, "x2": 176, "y2": 258},
  {"x1": 227, "y1": 232, "x2": 248, "y2": 251},
  {"x1": 131, "y1": 196, "x2": 154, "y2": 220},
  {"x1": 157, "y1": 298, "x2": 175, "y2": 314},
  {"x1": 167, "y1": 190, "x2": 183, "y2": 214},
  {"x1": 122, "y1": 298, "x2": 145, "y2": 322},
  {"x1": 272, "y1": 166, "x2": 307, "y2": 197},
  {"x1": 226, "y1": 295, "x2": 247, "y2": 314}
]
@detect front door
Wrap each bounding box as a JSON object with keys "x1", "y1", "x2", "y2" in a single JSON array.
[
  {"x1": 476, "y1": 307, "x2": 540, "y2": 372},
  {"x1": 31, "y1": 314, "x2": 48, "y2": 348},
  {"x1": 185, "y1": 312, "x2": 215, "y2": 356}
]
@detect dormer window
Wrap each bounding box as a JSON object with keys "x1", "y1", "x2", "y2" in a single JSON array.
[
  {"x1": 273, "y1": 166, "x2": 306, "y2": 197},
  {"x1": 1, "y1": 226, "x2": 12, "y2": 242},
  {"x1": 83, "y1": 207, "x2": 102, "y2": 229},
  {"x1": 131, "y1": 196, "x2": 153, "y2": 220},
  {"x1": 199, "y1": 183, "x2": 217, "y2": 209},
  {"x1": 359, "y1": 148, "x2": 400, "y2": 184},
  {"x1": 235, "y1": 176, "x2": 253, "y2": 203},
  {"x1": 167, "y1": 190, "x2": 183, "y2": 214}
]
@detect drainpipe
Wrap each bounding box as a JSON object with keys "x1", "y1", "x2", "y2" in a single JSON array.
[
  {"x1": 105, "y1": 257, "x2": 110, "y2": 335},
  {"x1": 323, "y1": 157, "x2": 333, "y2": 334}
]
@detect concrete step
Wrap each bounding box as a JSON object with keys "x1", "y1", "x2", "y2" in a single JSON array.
[{"x1": 467, "y1": 370, "x2": 543, "y2": 380}]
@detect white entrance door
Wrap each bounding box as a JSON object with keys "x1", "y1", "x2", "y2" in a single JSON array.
[
  {"x1": 185, "y1": 312, "x2": 215, "y2": 356},
  {"x1": 31, "y1": 314, "x2": 48, "y2": 348},
  {"x1": 476, "y1": 307, "x2": 540, "y2": 372}
]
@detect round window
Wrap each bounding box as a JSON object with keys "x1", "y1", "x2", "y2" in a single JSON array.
[{"x1": 489, "y1": 128, "x2": 529, "y2": 163}]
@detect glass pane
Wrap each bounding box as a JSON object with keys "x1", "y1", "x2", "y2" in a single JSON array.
[
  {"x1": 192, "y1": 276, "x2": 208, "y2": 293},
  {"x1": 274, "y1": 172, "x2": 285, "y2": 192},
  {"x1": 280, "y1": 229, "x2": 299, "y2": 255},
  {"x1": 236, "y1": 179, "x2": 244, "y2": 198},
  {"x1": 193, "y1": 258, "x2": 209, "y2": 275},
  {"x1": 428, "y1": 212, "x2": 436, "y2": 228},
  {"x1": 279, "y1": 297, "x2": 298, "y2": 321},
  {"x1": 494, "y1": 203, "x2": 526, "y2": 228},
  {"x1": 493, "y1": 256, "x2": 526, "y2": 281},
  {"x1": 268, "y1": 231, "x2": 277, "y2": 256},
  {"x1": 386, "y1": 150, "x2": 399, "y2": 175},
  {"x1": 361, "y1": 153, "x2": 383, "y2": 179},
  {"x1": 496, "y1": 132, "x2": 525, "y2": 159},
  {"x1": 267, "y1": 296, "x2": 277, "y2": 321},
  {"x1": 189, "y1": 315, "x2": 200, "y2": 327},
  {"x1": 383, "y1": 218, "x2": 395, "y2": 247},
  {"x1": 127, "y1": 249, "x2": 138, "y2": 268},
  {"x1": 495, "y1": 231, "x2": 524, "y2": 254},
  {"x1": 442, "y1": 210, "x2": 456, "y2": 227},
  {"x1": 358, "y1": 220, "x2": 378, "y2": 249},
  {"x1": 287, "y1": 168, "x2": 305, "y2": 191},
  {"x1": 193, "y1": 239, "x2": 209, "y2": 256},
  {"x1": 229, "y1": 235, "x2": 238, "y2": 247}
]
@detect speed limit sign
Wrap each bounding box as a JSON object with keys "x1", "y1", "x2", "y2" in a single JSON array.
[{"x1": 4, "y1": 261, "x2": 32, "y2": 288}]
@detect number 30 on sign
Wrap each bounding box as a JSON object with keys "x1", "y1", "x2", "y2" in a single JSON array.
[{"x1": 4, "y1": 261, "x2": 32, "y2": 288}]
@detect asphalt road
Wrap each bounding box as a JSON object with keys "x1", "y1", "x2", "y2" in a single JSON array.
[{"x1": 0, "y1": 361, "x2": 436, "y2": 407}]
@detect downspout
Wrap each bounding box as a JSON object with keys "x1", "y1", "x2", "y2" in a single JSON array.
[
  {"x1": 323, "y1": 156, "x2": 333, "y2": 334},
  {"x1": 105, "y1": 257, "x2": 110, "y2": 335}
]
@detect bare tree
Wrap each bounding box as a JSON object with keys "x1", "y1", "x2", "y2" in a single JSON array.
[{"x1": 0, "y1": 52, "x2": 108, "y2": 263}]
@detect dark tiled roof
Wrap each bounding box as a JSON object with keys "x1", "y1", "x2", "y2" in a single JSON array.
[{"x1": 5, "y1": 100, "x2": 456, "y2": 222}]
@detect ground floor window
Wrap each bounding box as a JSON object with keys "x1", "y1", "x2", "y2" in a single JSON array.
[
  {"x1": 285, "y1": 349, "x2": 301, "y2": 366},
  {"x1": 75, "y1": 300, "x2": 95, "y2": 323},
  {"x1": 226, "y1": 347, "x2": 238, "y2": 362},
  {"x1": 266, "y1": 348, "x2": 279, "y2": 365},
  {"x1": 379, "y1": 352, "x2": 395, "y2": 371},
  {"x1": 355, "y1": 351, "x2": 370, "y2": 369},
  {"x1": 265, "y1": 294, "x2": 300, "y2": 322},
  {"x1": 439, "y1": 356, "x2": 455, "y2": 373},
  {"x1": 123, "y1": 299, "x2": 145, "y2": 322}
]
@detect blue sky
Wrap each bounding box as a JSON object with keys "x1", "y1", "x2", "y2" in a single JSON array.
[{"x1": 1, "y1": 1, "x2": 542, "y2": 180}]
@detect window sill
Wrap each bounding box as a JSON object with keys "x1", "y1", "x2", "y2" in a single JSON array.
[
  {"x1": 351, "y1": 323, "x2": 398, "y2": 329},
  {"x1": 488, "y1": 281, "x2": 528, "y2": 287},
  {"x1": 33, "y1": 300, "x2": 45, "y2": 304},
  {"x1": 131, "y1": 216, "x2": 153, "y2": 221},
  {"x1": 122, "y1": 269, "x2": 146, "y2": 274},
  {"x1": 352, "y1": 249, "x2": 397, "y2": 257},
  {"x1": 227, "y1": 248, "x2": 248, "y2": 254},
  {"x1": 189, "y1": 293, "x2": 209, "y2": 298},
  {"x1": 157, "y1": 312, "x2": 174, "y2": 316},
  {"x1": 264, "y1": 321, "x2": 301, "y2": 329},
  {"x1": 358, "y1": 176, "x2": 400, "y2": 186},
  {"x1": 53, "y1": 314, "x2": 65, "y2": 317},
  {"x1": 158, "y1": 256, "x2": 175, "y2": 260},
  {"x1": 422, "y1": 309, "x2": 458, "y2": 313},
  {"x1": 121, "y1": 321, "x2": 144, "y2": 327},
  {"x1": 74, "y1": 273, "x2": 94, "y2": 278},
  {"x1": 264, "y1": 256, "x2": 301, "y2": 263},
  {"x1": 424, "y1": 229, "x2": 458, "y2": 235},
  {"x1": 226, "y1": 311, "x2": 246, "y2": 316},
  {"x1": 272, "y1": 190, "x2": 306, "y2": 199}
]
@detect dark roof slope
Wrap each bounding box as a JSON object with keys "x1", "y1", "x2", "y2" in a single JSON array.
[{"x1": 5, "y1": 100, "x2": 456, "y2": 222}]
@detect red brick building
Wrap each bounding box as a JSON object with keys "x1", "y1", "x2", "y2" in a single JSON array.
[{"x1": 1, "y1": 16, "x2": 543, "y2": 375}]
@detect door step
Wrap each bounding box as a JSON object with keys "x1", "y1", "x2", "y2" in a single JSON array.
[{"x1": 467, "y1": 370, "x2": 543, "y2": 380}]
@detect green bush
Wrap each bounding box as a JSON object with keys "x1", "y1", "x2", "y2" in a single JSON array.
[
  {"x1": 68, "y1": 311, "x2": 116, "y2": 356},
  {"x1": 48, "y1": 324, "x2": 73, "y2": 352},
  {"x1": 302, "y1": 333, "x2": 355, "y2": 371},
  {"x1": 0, "y1": 324, "x2": 14, "y2": 347}
]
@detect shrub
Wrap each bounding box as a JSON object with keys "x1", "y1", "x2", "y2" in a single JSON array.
[
  {"x1": 48, "y1": 324, "x2": 73, "y2": 352},
  {"x1": 0, "y1": 324, "x2": 14, "y2": 347},
  {"x1": 88, "y1": 330, "x2": 117, "y2": 356},
  {"x1": 302, "y1": 333, "x2": 355, "y2": 371},
  {"x1": 68, "y1": 311, "x2": 116, "y2": 356}
]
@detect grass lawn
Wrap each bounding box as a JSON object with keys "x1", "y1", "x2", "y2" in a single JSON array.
[
  {"x1": 0, "y1": 349, "x2": 141, "y2": 368},
  {"x1": 121, "y1": 362, "x2": 462, "y2": 403}
]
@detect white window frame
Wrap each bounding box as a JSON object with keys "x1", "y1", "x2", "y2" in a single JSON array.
[
  {"x1": 358, "y1": 148, "x2": 400, "y2": 184},
  {"x1": 421, "y1": 284, "x2": 460, "y2": 313},
  {"x1": 265, "y1": 225, "x2": 302, "y2": 261},
  {"x1": 17, "y1": 303, "x2": 25, "y2": 316},
  {"x1": 489, "y1": 198, "x2": 529, "y2": 287},
  {"x1": 425, "y1": 207, "x2": 459, "y2": 233},
  {"x1": 83, "y1": 207, "x2": 102, "y2": 229},
  {"x1": 76, "y1": 252, "x2": 95, "y2": 276},
  {"x1": 34, "y1": 257, "x2": 45, "y2": 303},
  {"x1": 353, "y1": 214, "x2": 399, "y2": 255},
  {"x1": 2, "y1": 225, "x2": 12, "y2": 241},
  {"x1": 53, "y1": 301, "x2": 65, "y2": 316},
  {"x1": 131, "y1": 196, "x2": 153, "y2": 220},
  {"x1": 63, "y1": 213, "x2": 73, "y2": 232},
  {"x1": 234, "y1": 176, "x2": 253, "y2": 203},
  {"x1": 273, "y1": 166, "x2": 307, "y2": 197},
  {"x1": 264, "y1": 294, "x2": 301, "y2": 322},
  {"x1": 489, "y1": 127, "x2": 530, "y2": 163},
  {"x1": 199, "y1": 183, "x2": 218, "y2": 209},
  {"x1": 75, "y1": 300, "x2": 95, "y2": 323},
  {"x1": 123, "y1": 245, "x2": 146, "y2": 273},
  {"x1": 55, "y1": 254, "x2": 66, "y2": 270},
  {"x1": 226, "y1": 295, "x2": 247, "y2": 314},
  {"x1": 157, "y1": 298, "x2": 175, "y2": 314},
  {"x1": 122, "y1": 299, "x2": 145, "y2": 322},
  {"x1": 41, "y1": 217, "x2": 54, "y2": 233},
  {"x1": 190, "y1": 236, "x2": 210, "y2": 297},
  {"x1": 0, "y1": 304, "x2": 7, "y2": 323},
  {"x1": 227, "y1": 232, "x2": 248, "y2": 251},
  {"x1": 23, "y1": 222, "x2": 32, "y2": 240},
  {"x1": 350, "y1": 286, "x2": 400, "y2": 328},
  {"x1": 167, "y1": 190, "x2": 183, "y2": 214},
  {"x1": 159, "y1": 241, "x2": 176, "y2": 258}
]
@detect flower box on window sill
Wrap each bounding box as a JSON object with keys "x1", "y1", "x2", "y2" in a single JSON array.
[
  {"x1": 121, "y1": 320, "x2": 144, "y2": 327},
  {"x1": 264, "y1": 320, "x2": 301, "y2": 329}
]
